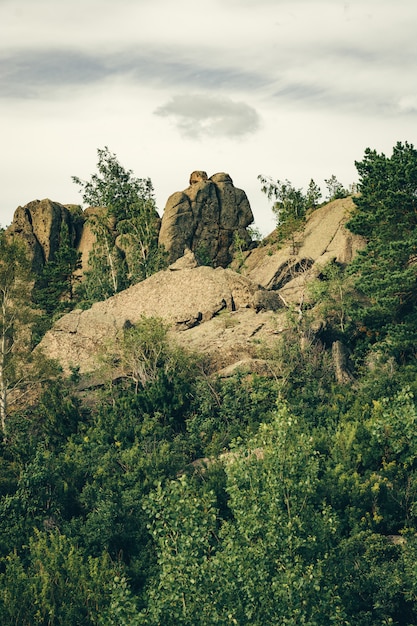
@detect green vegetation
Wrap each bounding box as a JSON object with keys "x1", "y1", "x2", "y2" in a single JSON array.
[
  {"x1": 0, "y1": 142, "x2": 417, "y2": 623},
  {"x1": 258, "y1": 173, "x2": 349, "y2": 249},
  {"x1": 32, "y1": 222, "x2": 82, "y2": 339},
  {"x1": 73, "y1": 147, "x2": 167, "y2": 306},
  {"x1": 0, "y1": 231, "x2": 59, "y2": 438},
  {"x1": 347, "y1": 141, "x2": 417, "y2": 361},
  {"x1": 258, "y1": 175, "x2": 319, "y2": 247}
]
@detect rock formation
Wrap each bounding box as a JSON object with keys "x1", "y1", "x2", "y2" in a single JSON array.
[
  {"x1": 6, "y1": 187, "x2": 367, "y2": 383},
  {"x1": 158, "y1": 171, "x2": 254, "y2": 267},
  {"x1": 6, "y1": 199, "x2": 82, "y2": 272},
  {"x1": 6, "y1": 170, "x2": 252, "y2": 276},
  {"x1": 36, "y1": 196, "x2": 367, "y2": 380},
  {"x1": 236, "y1": 196, "x2": 365, "y2": 304},
  {"x1": 6, "y1": 200, "x2": 161, "y2": 280}
]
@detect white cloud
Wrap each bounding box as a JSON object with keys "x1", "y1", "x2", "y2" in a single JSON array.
[
  {"x1": 155, "y1": 94, "x2": 260, "y2": 138},
  {"x1": 397, "y1": 95, "x2": 417, "y2": 115}
]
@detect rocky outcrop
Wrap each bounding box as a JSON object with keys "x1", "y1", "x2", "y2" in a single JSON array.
[
  {"x1": 36, "y1": 196, "x2": 367, "y2": 381},
  {"x1": 6, "y1": 170, "x2": 251, "y2": 276},
  {"x1": 158, "y1": 171, "x2": 254, "y2": 267},
  {"x1": 6, "y1": 199, "x2": 82, "y2": 272},
  {"x1": 74, "y1": 206, "x2": 107, "y2": 275},
  {"x1": 332, "y1": 340, "x2": 354, "y2": 384},
  {"x1": 27, "y1": 193, "x2": 367, "y2": 383},
  {"x1": 6, "y1": 200, "x2": 162, "y2": 280},
  {"x1": 38, "y1": 264, "x2": 283, "y2": 376},
  {"x1": 237, "y1": 197, "x2": 365, "y2": 304}
]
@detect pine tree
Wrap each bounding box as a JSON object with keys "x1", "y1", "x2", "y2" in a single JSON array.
[
  {"x1": 32, "y1": 223, "x2": 81, "y2": 317},
  {"x1": 347, "y1": 141, "x2": 417, "y2": 359}
]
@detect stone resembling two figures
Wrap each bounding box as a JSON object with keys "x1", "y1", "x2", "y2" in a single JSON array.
[{"x1": 158, "y1": 171, "x2": 254, "y2": 268}]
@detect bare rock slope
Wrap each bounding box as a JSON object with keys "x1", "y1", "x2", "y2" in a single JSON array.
[
  {"x1": 39, "y1": 263, "x2": 283, "y2": 376},
  {"x1": 239, "y1": 197, "x2": 364, "y2": 303}
]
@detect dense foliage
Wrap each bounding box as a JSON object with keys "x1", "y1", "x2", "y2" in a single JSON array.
[
  {"x1": 347, "y1": 141, "x2": 417, "y2": 361},
  {"x1": 0, "y1": 142, "x2": 417, "y2": 624}
]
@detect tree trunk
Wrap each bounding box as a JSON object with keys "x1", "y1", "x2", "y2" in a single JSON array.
[{"x1": 0, "y1": 327, "x2": 7, "y2": 436}]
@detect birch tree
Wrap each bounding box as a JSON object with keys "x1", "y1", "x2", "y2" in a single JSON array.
[
  {"x1": 72, "y1": 147, "x2": 165, "y2": 305},
  {"x1": 0, "y1": 232, "x2": 34, "y2": 435}
]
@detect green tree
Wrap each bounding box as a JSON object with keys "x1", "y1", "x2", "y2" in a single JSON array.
[
  {"x1": 0, "y1": 233, "x2": 37, "y2": 436},
  {"x1": 117, "y1": 196, "x2": 167, "y2": 283},
  {"x1": 212, "y1": 407, "x2": 344, "y2": 625},
  {"x1": 305, "y1": 178, "x2": 322, "y2": 208},
  {"x1": 324, "y1": 174, "x2": 348, "y2": 201},
  {"x1": 328, "y1": 387, "x2": 417, "y2": 537},
  {"x1": 141, "y1": 478, "x2": 219, "y2": 625},
  {"x1": 72, "y1": 147, "x2": 155, "y2": 222},
  {"x1": 103, "y1": 316, "x2": 198, "y2": 396},
  {"x1": 308, "y1": 260, "x2": 356, "y2": 334},
  {"x1": 0, "y1": 530, "x2": 125, "y2": 625},
  {"x1": 73, "y1": 148, "x2": 165, "y2": 303},
  {"x1": 77, "y1": 210, "x2": 128, "y2": 305},
  {"x1": 32, "y1": 223, "x2": 82, "y2": 335},
  {"x1": 347, "y1": 141, "x2": 417, "y2": 360},
  {"x1": 258, "y1": 176, "x2": 307, "y2": 225},
  {"x1": 258, "y1": 175, "x2": 321, "y2": 250},
  {"x1": 142, "y1": 406, "x2": 346, "y2": 625}
]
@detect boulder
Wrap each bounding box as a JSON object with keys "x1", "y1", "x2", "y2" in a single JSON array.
[{"x1": 158, "y1": 171, "x2": 254, "y2": 267}]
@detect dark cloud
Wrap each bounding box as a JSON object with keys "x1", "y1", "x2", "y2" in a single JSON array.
[
  {"x1": 0, "y1": 49, "x2": 108, "y2": 97},
  {"x1": 154, "y1": 94, "x2": 260, "y2": 138},
  {"x1": 0, "y1": 46, "x2": 269, "y2": 99},
  {"x1": 271, "y1": 78, "x2": 417, "y2": 118}
]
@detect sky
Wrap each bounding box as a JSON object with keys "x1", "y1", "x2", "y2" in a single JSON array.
[{"x1": 1, "y1": 0, "x2": 416, "y2": 235}]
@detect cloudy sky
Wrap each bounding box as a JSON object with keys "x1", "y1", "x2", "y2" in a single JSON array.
[{"x1": 1, "y1": 0, "x2": 416, "y2": 235}]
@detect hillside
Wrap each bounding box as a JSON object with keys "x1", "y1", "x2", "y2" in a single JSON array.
[{"x1": 1, "y1": 142, "x2": 417, "y2": 624}]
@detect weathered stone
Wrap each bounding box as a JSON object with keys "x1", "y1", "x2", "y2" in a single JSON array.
[
  {"x1": 210, "y1": 172, "x2": 254, "y2": 266},
  {"x1": 332, "y1": 340, "x2": 354, "y2": 384},
  {"x1": 158, "y1": 191, "x2": 196, "y2": 263},
  {"x1": 168, "y1": 248, "x2": 199, "y2": 270},
  {"x1": 238, "y1": 197, "x2": 365, "y2": 304},
  {"x1": 6, "y1": 199, "x2": 79, "y2": 272},
  {"x1": 37, "y1": 265, "x2": 274, "y2": 375},
  {"x1": 158, "y1": 171, "x2": 254, "y2": 267}
]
